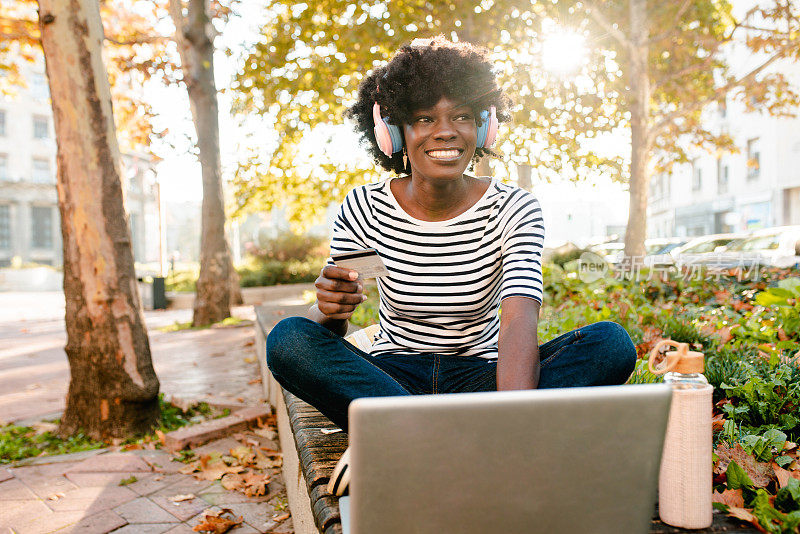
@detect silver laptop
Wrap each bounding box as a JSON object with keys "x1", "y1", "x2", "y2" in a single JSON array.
[{"x1": 339, "y1": 384, "x2": 672, "y2": 534}]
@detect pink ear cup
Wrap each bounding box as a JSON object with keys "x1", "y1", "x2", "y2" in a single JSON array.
[
  {"x1": 373, "y1": 102, "x2": 394, "y2": 157},
  {"x1": 484, "y1": 106, "x2": 498, "y2": 148}
]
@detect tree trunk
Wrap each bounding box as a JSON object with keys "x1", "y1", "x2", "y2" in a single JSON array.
[
  {"x1": 624, "y1": 0, "x2": 651, "y2": 259},
  {"x1": 168, "y1": 0, "x2": 234, "y2": 326},
  {"x1": 37, "y1": 0, "x2": 160, "y2": 439}
]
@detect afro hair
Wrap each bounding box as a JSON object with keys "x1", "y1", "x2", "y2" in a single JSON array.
[{"x1": 346, "y1": 36, "x2": 512, "y2": 175}]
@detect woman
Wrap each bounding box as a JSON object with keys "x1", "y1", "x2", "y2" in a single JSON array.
[{"x1": 267, "y1": 37, "x2": 636, "y2": 433}]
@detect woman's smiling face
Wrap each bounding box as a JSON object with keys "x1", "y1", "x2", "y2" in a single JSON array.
[{"x1": 402, "y1": 96, "x2": 477, "y2": 181}]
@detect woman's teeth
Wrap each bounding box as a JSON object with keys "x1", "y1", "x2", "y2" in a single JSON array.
[{"x1": 427, "y1": 149, "x2": 461, "y2": 159}]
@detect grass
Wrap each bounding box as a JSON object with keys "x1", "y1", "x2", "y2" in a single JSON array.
[
  {"x1": 158, "y1": 316, "x2": 252, "y2": 333},
  {"x1": 0, "y1": 395, "x2": 230, "y2": 465}
]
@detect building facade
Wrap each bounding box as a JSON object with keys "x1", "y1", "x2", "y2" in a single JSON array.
[
  {"x1": 0, "y1": 59, "x2": 160, "y2": 269},
  {"x1": 648, "y1": 47, "x2": 800, "y2": 238}
]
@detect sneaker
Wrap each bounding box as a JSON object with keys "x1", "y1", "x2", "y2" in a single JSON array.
[{"x1": 327, "y1": 446, "x2": 351, "y2": 497}]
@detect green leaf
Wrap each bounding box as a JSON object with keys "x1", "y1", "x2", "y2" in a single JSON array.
[
  {"x1": 776, "y1": 455, "x2": 794, "y2": 468},
  {"x1": 763, "y1": 429, "x2": 788, "y2": 450},
  {"x1": 726, "y1": 460, "x2": 754, "y2": 490},
  {"x1": 774, "y1": 478, "x2": 800, "y2": 513},
  {"x1": 752, "y1": 488, "x2": 787, "y2": 531},
  {"x1": 756, "y1": 291, "x2": 791, "y2": 307},
  {"x1": 712, "y1": 501, "x2": 730, "y2": 512},
  {"x1": 777, "y1": 278, "x2": 800, "y2": 295}
]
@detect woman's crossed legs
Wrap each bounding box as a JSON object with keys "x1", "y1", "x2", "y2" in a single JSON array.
[{"x1": 266, "y1": 317, "x2": 637, "y2": 431}]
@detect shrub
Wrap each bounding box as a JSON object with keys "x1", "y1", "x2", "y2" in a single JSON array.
[{"x1": 237, "y1": 257, "x2": 325, "y2": 288}]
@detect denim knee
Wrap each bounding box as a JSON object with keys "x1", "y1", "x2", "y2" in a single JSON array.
[
  {"x1": 266, "y1": 316, "x2": 318, "y2": 377},
  {"x1": 586, "y1": 321, "x2": 637, "y2": 383}
]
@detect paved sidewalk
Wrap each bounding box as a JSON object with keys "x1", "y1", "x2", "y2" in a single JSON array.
[
  {"x1": 0, "y1": 439, "x2": 293, "y2": 534},
  {"x1": 0, "y1": 285, "x2": 313, "y2": 424},
  {"x1": 0, "y1": 284, "x2": 315, "y2": 532}
]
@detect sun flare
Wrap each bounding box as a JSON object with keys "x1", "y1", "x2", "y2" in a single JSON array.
[{"x1": 541, "y1": 31, "x2": 587, "y2": 74}]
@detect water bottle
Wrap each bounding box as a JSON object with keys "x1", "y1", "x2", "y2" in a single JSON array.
[{"x1": 649, "y1": 339, "x2": 713, "y2": 529}]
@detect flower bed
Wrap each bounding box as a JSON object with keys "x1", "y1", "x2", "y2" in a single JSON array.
[{"x1": 352, "y1": 264, "x2": 800, "y2": 532}]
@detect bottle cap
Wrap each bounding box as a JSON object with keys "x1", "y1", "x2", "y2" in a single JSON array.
[{"x1": 648, "y1": 339, "x2": 705, "y2": 375}]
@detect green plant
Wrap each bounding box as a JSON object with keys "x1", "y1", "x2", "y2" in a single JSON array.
[
  {"x1": 720, "y1": 363, "x2": 800, "y2": 441},
  {"x1": 0, "y1": 425, "x2": 106, "y2": 464},
  {"x1": 626, "y1": 358, "x2": 663, "y2": 385},
  {"x1": 119, "y1": 475, "x2": 138, "y2": 486},
  {"x1": 0, "y1": 395, "x2": 229, "y2": 464}
]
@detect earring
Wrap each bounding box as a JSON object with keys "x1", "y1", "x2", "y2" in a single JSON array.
[{"x1": 402, "y1": 147, "x2": 408, "y2": 172}]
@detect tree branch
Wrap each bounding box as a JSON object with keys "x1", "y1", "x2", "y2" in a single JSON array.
[
  {"x1": 652, "y1": 37, "x2": 727, "y2": 90},
  {"x1": 647, "y1": 0, "x2": 693, "y2": 45},
  {"x1": 103, "y1": 34, "x2": 168, "y2": 46},
  {"x1": 584, "y1": 2, "x2": 629, "y2": 47},
  {"x1": 651, "y1": 39, "x2": 800, "y2": 137}
]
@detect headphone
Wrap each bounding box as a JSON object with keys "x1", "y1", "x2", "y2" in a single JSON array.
[{"x1": 372, "y1": 102, "x2": 498, "y2": 157}]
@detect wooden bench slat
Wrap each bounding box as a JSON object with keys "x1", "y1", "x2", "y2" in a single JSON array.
[{"x1": 310, "y1": 484, "x2": 343, "y2": 531}]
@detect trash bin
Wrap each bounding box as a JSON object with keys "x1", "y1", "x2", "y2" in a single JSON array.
[{"x1": 137, "y1": 276, "x2": 167, "y2": 310}]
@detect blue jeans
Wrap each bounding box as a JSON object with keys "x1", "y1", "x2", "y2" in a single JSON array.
[{"x1": 266, "y1": 317, "x2": 637, "y2": 432}]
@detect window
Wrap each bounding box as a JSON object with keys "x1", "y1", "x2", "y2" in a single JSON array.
[
  {"x1": 692, "y1": 161, "x2": 702, "y2": 192},
  {"x1": 0, "y1": 110, "x2": 6, "y2": 136},
  {"x1": 31, "y1": 74, "x2": 49, "y2": 100},
  {"x1": 0, "y1": 154, "x2": 8, "y2": 181},
  {"x1": 717, "y1": 159, "x2": 728, "y2": 194},
  {"x1": 33, "y1": 116, "x2": 49, "y2": 139},
  {"x1": 31, "y1": 206, "x2": 53, "y2": 249},
  {"x1": 0, "y1": 205, "x2": 10, "y2": 249},
  {"x1": 747, "y1": 138, "x2": 760, "y2": 180},
  {"x1": 31, "y1": 158, "x2": 52, "y2": 183}
]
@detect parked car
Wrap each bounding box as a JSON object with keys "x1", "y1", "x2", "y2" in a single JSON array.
[
  {"x1": 643, "y1": 238, "x2": 688, "y2": 269},
  {"x1": 687, "y1": 226, "x2": 800, "y2": 270},
  {"x1": 672, "y1": 233, "x2": 746, "y2": 269},
  {"x1": 588, "y1": 242, "x2": 625, "y2": 265}
]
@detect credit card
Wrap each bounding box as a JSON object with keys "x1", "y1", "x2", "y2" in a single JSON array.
[{"x1": 331, "y1": 248, "x2": 389, "y2": 279}]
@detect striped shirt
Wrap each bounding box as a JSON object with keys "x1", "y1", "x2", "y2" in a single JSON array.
[{"x1": 330, "y1": 177, "x2": 545, "y2": 359}]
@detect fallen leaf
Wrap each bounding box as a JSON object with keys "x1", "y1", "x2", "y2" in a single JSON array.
[
  {"x1": 253, "y1": 427, "x2": 276, "y2": 440},
  {"x1": 244, "y1": 357, "x2": 256, "y2": 364},
  {"x1": 242, "y1": 471, "x2": 270, "y2": 496},
  {"x1": 220, "y1": 473, "x2": 244, "y2": 491},
  {"x1": 243, "y1": 339, "x2": 255, "y2": 347},
  {"x1": 196, "y1": 455, "x2": 244, "y2": 481},
  {"x1": 774, "y1": 463, "x2": 791, "y2": 488},
  {"x1": 170, "y1": 494, "x2": 196, "y2": 503},
  {"x1": 47, "y1": 492, "x2": 65, "y2": 501},
  {"x1": 229, "y1": 446, "x2": 255, "y2": 466},
  {"x1": 155, "y1": 429, "x2": 166, "y2": 446},
  {"x1": 193, "y1": 508, "x2": 243, "y2": 534},
  {"x1": 247, "y1": 377, "x2": 262, "y2": 385},
  {"x1": 712, "y1": 414, "x2": 725, "y2": 432},
  {"x1": 254, "y1": 449, "x2": 282, "y2": 469},
  {"x1": 321, "y1": 428, "x2": 342, "y2": 435},
  {"x1": 785, "y1": 441, "x2": 798, "y2": 453},
  {"x1": 713, "y1": 489, "x2": 744, "y2": 508},
  {"x1": 272, "y1": 512, "x2": 290, "y2": 522},
  {"x1": 179, "y1": 462, "x2": 199, "y2": 475},
  {"x1": 236, "y1": 397, "x2": 245, "y2": 403},
  {"x1": 715, "y1": 443, "x2": 773, "y2": 487},
  {"x1": 727, "y1": 506, "x2": 757, "y2": 525}
]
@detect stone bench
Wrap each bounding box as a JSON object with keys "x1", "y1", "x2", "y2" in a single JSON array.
[{"x1": 254, "y1": 308, "x2": 755, "y2": 533}]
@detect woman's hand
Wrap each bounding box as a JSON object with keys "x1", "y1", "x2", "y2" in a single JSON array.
[{"x1": 314, "y1": 265, "x2": 366, "y2": 321}]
